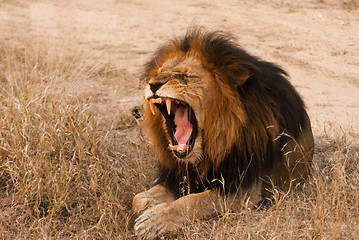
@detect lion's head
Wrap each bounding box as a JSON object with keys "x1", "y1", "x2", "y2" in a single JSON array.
[
  {"x1": 143, "y1": 32, "x2": 252, "y2": 166},
  {"x1": 142, "y1": 29, "x2": 313, "y2": 193}
]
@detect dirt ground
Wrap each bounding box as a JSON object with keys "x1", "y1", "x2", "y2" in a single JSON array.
[{"x1": 1, "y1": 0, "x2": 358, "y2": 133}]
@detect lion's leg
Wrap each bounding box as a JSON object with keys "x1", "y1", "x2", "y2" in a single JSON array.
[
  {"x1": 134, "y1": 189, "x2": 222, "y2": 239},
  {"x1": 134, "y1": 185, "x2": 262, "y2": 239},
  {"x1": 133, "y1": 184, "x2": 176, "y2": 214}
]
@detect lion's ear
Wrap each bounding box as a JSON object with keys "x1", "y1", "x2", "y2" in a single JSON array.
[
  {"x1": 237, "y1": 73, "x2": 251, "y2": 85},
  {"x1": 226, "y1": 67, "x2": 251, "y2": 88}
]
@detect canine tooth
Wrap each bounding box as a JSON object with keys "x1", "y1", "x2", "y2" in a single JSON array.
[
  {"x1": 166, "y1": 99, "x2": 172, "y2": 115},
  {"x1": 149, "y1": 100, "x2": 156, "y2": 115}
]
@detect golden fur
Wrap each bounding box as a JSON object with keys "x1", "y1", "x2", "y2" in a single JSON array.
[{"x1": 133, "y1": 29, "x2": 314, "y2": 239}]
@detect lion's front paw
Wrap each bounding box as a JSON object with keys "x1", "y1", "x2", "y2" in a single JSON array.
[
  {"x1": 134, "y1": 202, "x2": 182, "y2": 239},
  {"x1": 133, "y1": 191, "x2": 162, "y2": 214}
]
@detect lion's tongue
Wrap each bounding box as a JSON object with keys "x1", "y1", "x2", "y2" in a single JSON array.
[{"x1": 174, "y1": 105, "x2": 193, "y2": 146}]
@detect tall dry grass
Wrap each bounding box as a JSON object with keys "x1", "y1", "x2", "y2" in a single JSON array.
[
  {"x1": 0, "y1": 41, "x2": 155, "y2": 239},
  {"x1": 1, "y1": 38, "x2": 358, "y2": 239}
]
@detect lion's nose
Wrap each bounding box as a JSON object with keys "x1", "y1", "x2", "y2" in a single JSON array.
[{"x1": 149, "y1": 82, "x2": 166, "y2": 94}]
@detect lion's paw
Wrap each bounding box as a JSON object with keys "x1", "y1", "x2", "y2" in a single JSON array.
[
  {"x1": 134, "y1": 202, "x2": 181, "y2": 239},
  {"x1": 133, "y1": 191, "x2": 163, "y2": 214}
]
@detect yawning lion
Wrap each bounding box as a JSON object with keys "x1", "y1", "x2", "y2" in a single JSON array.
[{"x1": 133, "y1": 28, "x2": 314, "y2": 239}]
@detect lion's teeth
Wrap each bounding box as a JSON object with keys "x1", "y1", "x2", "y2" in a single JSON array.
[
  {"x1": 166, "y1": 99, "x2": 171, "y2": 115},
  {"x1": 152, "y1": 98, "x2": 162, "y2": 104},
  {"x1": 169, "y1": 144, "x2": 188, "y2": 152},
  {"x1": 177, "y1": 144, "x2": 187, "y2": 152},
  {"x1": 149, "y1": 100, "x2": 156, "y2": 115}
]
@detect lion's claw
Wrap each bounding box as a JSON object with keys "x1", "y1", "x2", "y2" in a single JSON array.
[
  {"x1": 134, "y1": 202, "x2": 179, "y2": 239},
  {"x1": 133, "y1": 192, "x2": 159, "y2": 214}
]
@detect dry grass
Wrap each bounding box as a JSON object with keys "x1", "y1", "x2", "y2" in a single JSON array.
[
  {"x1": 178, "y1": 125, "x2": 359, "y2": 239},
  {"x1": 0, "y1": 40, "x2": 155, "y2": 239}
]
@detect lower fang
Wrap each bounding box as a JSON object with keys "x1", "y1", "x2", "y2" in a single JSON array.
[
  {"x1": 149, "y1": 101, "x2": 156, "y2": 115},
  {"x1": 169, "y1": 143, "x2": 188, "y2": 152},
  {"x1": 177, "y1": 144, "x2": 187, "y2": 152}
]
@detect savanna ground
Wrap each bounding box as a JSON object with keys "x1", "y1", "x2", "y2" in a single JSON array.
[{"x1": 0, "y1": 0, "x2": 358, "y2": 239}]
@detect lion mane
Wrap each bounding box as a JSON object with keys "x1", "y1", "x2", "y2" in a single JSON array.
[{"x1": 140, "y1": 28, "x2": 314, "y2": 201}]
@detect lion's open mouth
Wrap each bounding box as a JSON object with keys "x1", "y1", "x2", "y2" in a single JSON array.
[{"x1": 148, "y1": 97, "x2": 197, "y2": 158}]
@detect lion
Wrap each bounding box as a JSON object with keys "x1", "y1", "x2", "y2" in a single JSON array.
[{"x1": 133, "y1": 28, "x2": 314, "y2": 239}]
